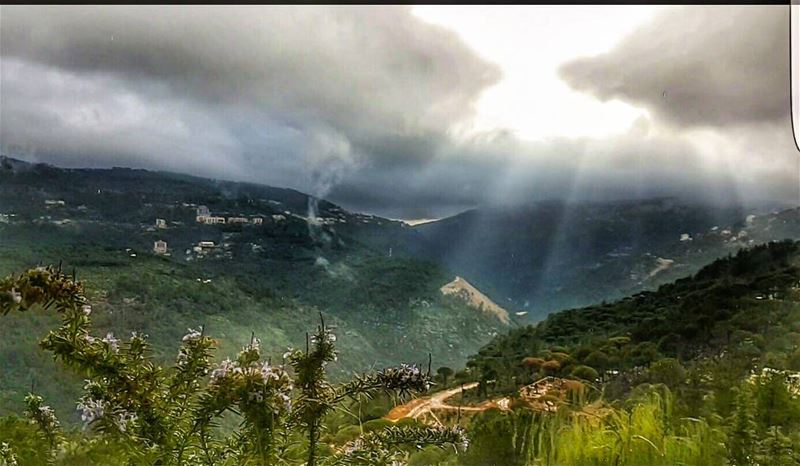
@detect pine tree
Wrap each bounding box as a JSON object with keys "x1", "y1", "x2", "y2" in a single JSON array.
[
  {"x1": 755, "y1": 426, "x2": 796, "y2": 465},
  {"x1": 728, "y1": 383, "x2": 757, "y2": 465}
]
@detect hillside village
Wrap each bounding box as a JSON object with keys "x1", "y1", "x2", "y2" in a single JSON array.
[
  {"x1": 6, "y1": 157, "x2": 800, "y2": 326},
  {"x1": 0, "y1": 160, "x2": 413, "y2": 272},
  {"x1": 3, "y1": 186, "x2": 799, "y2": 313},
  {"x1": 0, "y1": 160, "x2": 516, "y2": 422}
]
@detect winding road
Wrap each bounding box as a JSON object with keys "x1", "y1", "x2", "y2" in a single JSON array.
[
  {"x1": 386, "y1": 382, "x2": 504, "y2": 422},
  {"x1": 386, "y1": 377, "x2": 566, "y2": 423}
]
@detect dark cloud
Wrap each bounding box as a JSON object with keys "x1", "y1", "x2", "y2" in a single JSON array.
[
  {"x1": 1, "y1": 6, "x2": 797, "y2": 219},
  {"x1": 0, "y1": 6, "x2": 500, "y2": 197},
  {"x1": 559, "y1": 6, "x2": 789, "y2": 128},
  {"x1": 326, "y1": 123, "x2": 791, "y2": 219},
  {"x1": 1, "y1": 6, "x2": 499, "y2": 135}
]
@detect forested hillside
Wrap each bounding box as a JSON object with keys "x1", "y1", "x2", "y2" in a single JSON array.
[
  {"x1": 447, "y1": 241, "x2": 800, "y2": 464},
  {"x1": 0, "y1": 158, "x2": 505, "y2": 422}
]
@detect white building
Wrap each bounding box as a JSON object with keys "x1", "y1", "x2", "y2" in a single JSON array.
[
  {"x1": 155, "y1": 218, "x2": 167, "y2": 229},
  {"x1": 153, "y1": 240, "x2": 168, "y2": 255},
  {"x1": 196, "y1": 205, "x2": 213, "y2": 223},
  {"x1": 193, "y1": 240, "x2": 217, "y2": 256},
  {"x1": 198, "y1": 216, "x2": 226, "y2": 224}
]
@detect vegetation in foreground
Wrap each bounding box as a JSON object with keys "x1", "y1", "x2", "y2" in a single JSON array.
[
  {"x1": 5, "y1": 241, "x2": 800, "y2": 465},
  {"x1": 0, "y1": 266, "x2": 467, "y2": 465},
  {"x1": 0, "y1": 220, "x2": 503, "y2": 420}
]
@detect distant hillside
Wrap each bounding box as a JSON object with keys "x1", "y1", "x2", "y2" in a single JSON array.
[
  {"x1": 409, "y1": 199, "x2": 800, "y2": 320},
  {"x1": 0, "y1": 157, "x2": 505, "y2": 422},
  {"x1": 466, "y1": 240, "x2": 800, "y2": 393}
]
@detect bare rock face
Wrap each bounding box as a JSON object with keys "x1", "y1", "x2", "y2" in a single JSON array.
[{"x1": 440, "y1": 276, "x2": 510, "y2": 325}]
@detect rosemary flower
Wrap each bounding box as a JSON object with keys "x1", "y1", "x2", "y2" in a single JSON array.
[
  {"x1": 102, "y1": 332, "x2": 119, "y2": 352},
  {"x1": 76, "y1": 398, "x2": 106, "y2": 423},
  {"x1": 210, "y1": 358, "x2": 236, "y2": 384},
  {"x1": 182, "y1": 328, "x2": 202, "y2": 342}
]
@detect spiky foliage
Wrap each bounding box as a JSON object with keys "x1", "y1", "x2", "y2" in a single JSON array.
[
  {"x1": 23, "y1": 393, "x2": 62, "y2": 460},
  {"x1": 728, "y1": 384, "x2": 757, "y2": 465},
  {"x1": 0, "y1": 442, "x2": 18, "y2": 466},
  {"x1": 333, "y1": 425, "x2": 469, "y2": 465},
  {"x1": 286, "y1": 318, "x2": 451, "y2": 466},
  {"x1": 0, "y1": 266, "x2": 468, "y2": 465}
]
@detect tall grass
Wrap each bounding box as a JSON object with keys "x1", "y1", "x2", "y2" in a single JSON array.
[{"x1": 520, "y1": 390, "x2": 727, "y2": 466}]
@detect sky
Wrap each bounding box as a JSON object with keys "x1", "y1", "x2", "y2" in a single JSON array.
[{"x1": 1, "y1": 6, "x2": 798, "y2": 219}]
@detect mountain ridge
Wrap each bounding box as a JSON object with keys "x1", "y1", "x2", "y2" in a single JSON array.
[{"x1": 0, "y1": 156, "x2": 506, "y2": 421}]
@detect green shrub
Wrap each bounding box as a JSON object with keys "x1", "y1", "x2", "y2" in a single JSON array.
[
  {"x1": 571, "y1": 365, "x2": 599, "y2": 382},
  {"x1": 0, "y1": 266, "x2": 469, "y2": 465}
]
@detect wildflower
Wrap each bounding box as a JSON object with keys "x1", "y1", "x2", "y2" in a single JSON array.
[
  {"x1": 0, "y1": 442, "x2": 18, "y2": 466},
  {"x1": 260, "y1": 362, "x2": 280, "y2": 381},
  {"x1": 81, "y1": 304, "x2": 92, "y2": 316},
  {"x1": 82, "y1": 380, "x2": 101, "y2": 392},
  {"x1": 343, "y1": 438, "x2": 366, "y2": 456},
  {"x1": 24, "y1": 394, "x2": 61, "y2": 446},
  {"x1": 115, "y1": 411, "x2": 137, "y2": 433},
  {"x1": 76, "y1": 398, "x2": 106, "y2": 424},
  {"x1": 280, "y1": 393, "x2": 292, "y2": 412},
  {"x1": 8, "y1": 288, "x2": 21, "y2": 304},
  {"x1": 38, "y1": 405, "x2": 55, "y2": 419},
  {"x1": 102, "y1": 332, "x2": 119, "y2": 352},
  {"x1": 182, "y1": 328, "x2": 202, "y2": 342},
  {"x1": 210, "y1": 358, "x2": 236, "y2": 384}
]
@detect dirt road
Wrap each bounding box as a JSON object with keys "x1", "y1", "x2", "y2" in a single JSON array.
[
  {"x1": 386, "y1": 377, "x2": 570, "y2": 423},
  {"x1": 385, "y1": 382, "x2": 493, "y2": 422}
]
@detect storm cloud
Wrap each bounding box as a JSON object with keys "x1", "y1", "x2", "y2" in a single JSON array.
[
  {"x1": 552, "y1": 5, "x2": 799, "y2": 218},
  {"x1": 1, "y1": 6, "x2": 499, "y2": 199},
  {"x1": 1, "y1": 6, "x2": 798, "y2": 218},
  {"x1": 559, "y1": 6, "x2": 789, "y2": 129}
]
